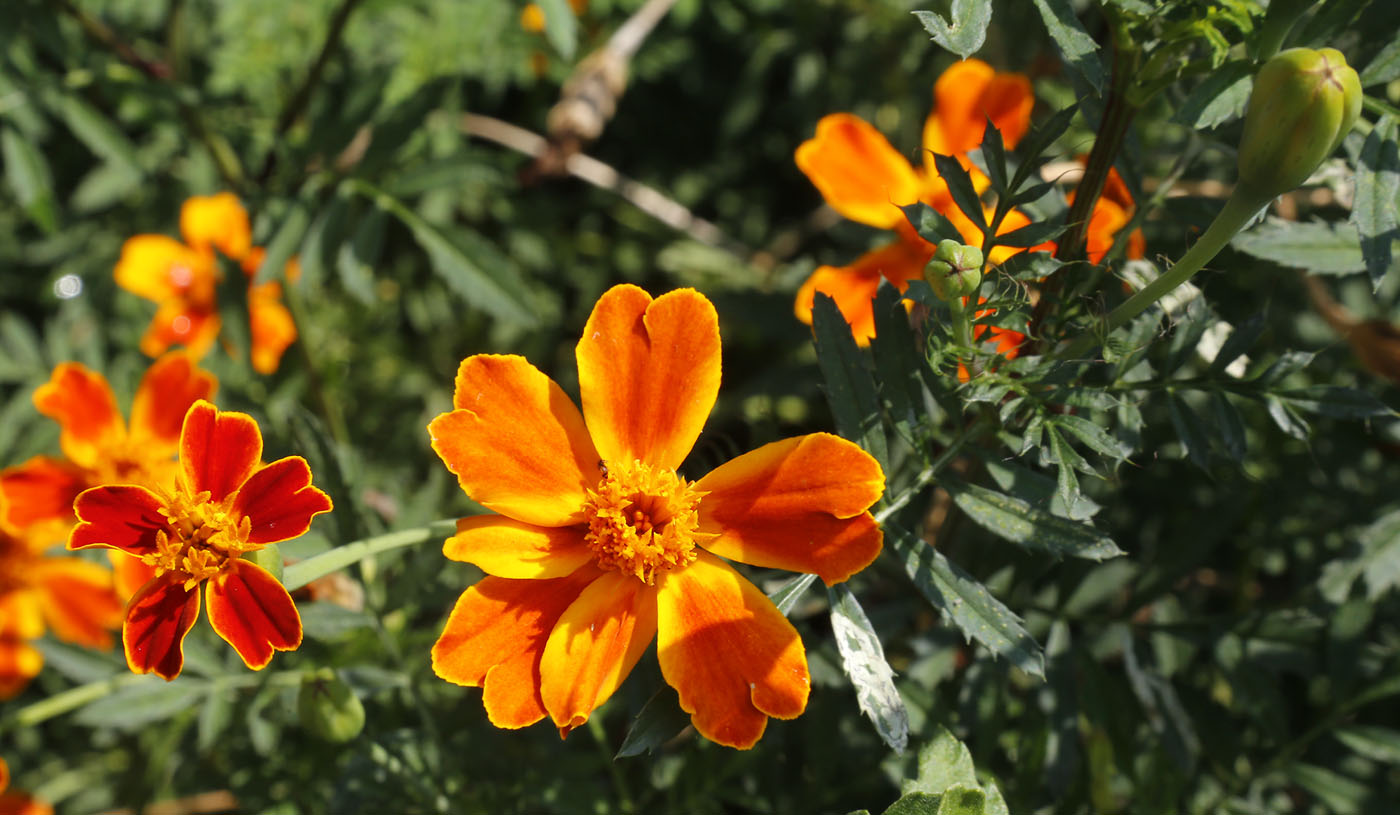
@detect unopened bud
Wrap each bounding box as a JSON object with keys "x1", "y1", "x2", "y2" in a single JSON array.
[
  {"x1": 298, "y1": 669, "x2": 366, "y2": 743},
  {"x1": 1237, "y1": 47, "x2": 1361, "y2": 201},
  {"x1": 923, "y1": 239, "x2": 984, "y2": 300},
  {"x1": 243, "y1": 544, "x2": 284, "y2": 583}
]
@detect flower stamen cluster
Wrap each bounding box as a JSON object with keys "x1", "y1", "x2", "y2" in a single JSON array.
[
  {"x1": 147, "y1": 488, "x2": 257, "y2": 589},
  {"x1": 583, "y1": 459, "x2": 705, "y2": 584}
]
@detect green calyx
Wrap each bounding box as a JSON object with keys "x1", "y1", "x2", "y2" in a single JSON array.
[{"x1": 923, "y1": 240, "x2": 984, "y2": 301}]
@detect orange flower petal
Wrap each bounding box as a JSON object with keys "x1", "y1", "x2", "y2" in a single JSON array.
[
  {"x1": 695, "y1": 433, "x2": 884, "y2": 585},
  {"x1": 429, "y1": 355, "x2": 599, "y2": 527},
  {"x1": 443, "y1": 515, "x2": 593, "y2": 579},
  {"x1": 0, "y1": 638, "x2": 43, "y2": 701},
  {"x1": 123, "y1": 575, "x2": 200, "y2": 681},
  {"x1": 33, "y1": 363, "x2": 123, "y2": 469},
  {"x1": 575, "y1": 285, "x2": 721, "y2": 472},
  {"x1": 31, "y1": 557, "x2": 122, "y2": 649},
  {"x1": 114, "y1": 235, "x2": 214, "y2": 304},
  {"x1": 249, "y1": 282, "x2": 296, "y2": 375},
  {"x1": 231, "y1": 457, "x2": 332, "y2": 544},
  {"x1": 796, "y1": 113, "x2": 922, "y2": 230},
  {"x1": 0, "y1": 790, "x2": 53, "y2": 815},
  {"x1": 109, "y1": 551, "x2": 158, "y2": 600},
  {"x1": 656, "y1": 551, "x2": 809, "y2": 749},
  {"x1": 432, "y1": 570, "x2": 599, "y2": 728},
  {"x1": 206, "y1": 559, "x2": 302, "y2": 670},
  {"x1": 69, "y1": 485, "x2": 169, "y2": 556},
  {"x1": 139, "y1": 301, "x2": 220, "y2": 361},
  {"x1": 0, "y1": 456, "x2": 85, "y2": 534},
  {"x1": 0, "y1": 756, "x2": 6, "y2": 791},
  {"x1": 180, "y1": 192, "x2": 252, "y2": 261},
  {"x1": 925, "y1": 59, "x2": 1033, "y2": 157},
  {"x1": 128, "y1": 352, "x2": 217, "y2": 450},
  {"x1": 0, "y1": 591, "x2": 44, "y2": 641},
  {"x1": 539, "y1": 571, "x2": 658, "y2": 734},
  {"x1": 793, "y1": 240, "x2": 932, "y2": 345},
  {"x1": 180, "y1": 401, "x2": 262, "y2": 504}
]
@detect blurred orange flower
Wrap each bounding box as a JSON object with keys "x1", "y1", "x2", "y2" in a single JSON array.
[
  {"x1": 0, "y1": 757, "x2": 52, "y2": 815},
  {"x1": 115, "y1": 193, "x2": 298, "y2": 374},
  {"x1": 428, "y1": 284, "x2": 885, "y2": 749},
  {"x1": 0, "y1": 354, "x2": 215, "y2": 570},
  {"x1": 0, "y1": 493, "x2": 122, "y2": 700},
  {"x1": 68, "y1": 401, "x2": 332, "y2": 680}
]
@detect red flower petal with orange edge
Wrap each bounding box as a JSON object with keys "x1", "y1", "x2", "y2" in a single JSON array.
[
  {"x1": 0, "y1": 456, "x2": 85, "y2": 532},
  {"x1": 539, "y1": 571, "x2": 658, "y2": 734},
  {"x1": 0, "y1": 638, "x2": 43, "y2": 700},
  {"x1": 429, "y1": 355, "x2": 599, "y2": 527},
  {"x1": 206, "y1": 559, "x2": 301, "y2": 670},
  {"x1": 31, "y1": 557, "x2": 122, "y2": 649},
  {"x1": 128, "y1": 352, "x2": 217, "y2": 450},
  {"x1": 109, "y1": 551, "x2": 158, "y2": 600},
  {"x1": 180, "y1": 401, "x2": 262, "y2": 503},
  {"x1": 231, "y1": 457, "x2": 332, "y2": 544},
  {"x1": 114, "y1": 234, "x2": 213, "y2": 303},
  {"x1": 444, "y1": 516, "x2": 593, "y2": 579},
  {"x1": 69, "y1": 485, "x2": 169, "y2": 556},
  {"x1": 249, "y1": 282, "x2": 296, "y2": 375},
  {"x1": 432, "y1": 569, "x2": 599, "y2": 728},
  {"x1": 656, "y1": 552, "x2": 809, "y2": 749},
  {"x1": 794, "y1": 240, "x2": 932, "y2": 345},
  {"x1": 180, "y1": 193, "x2": 251, "y2": 261},
  {"x1": 139, "y1": 300, "x2": 220, "y2": 361},
  {"x1": 696, "y1": 433, "x2": 884, "y2": 585},
  {"x1": 796, "y1": 113, "x2": 923, "y2": 230},
  {"x1": 33, "y1": 363, "x2": 123, "y2": 470},
  {"x1": 576, "y1": 286, "x2": 721, "y2": 472},
  {"x1": 124, "y1": 575, "x2": 200, "y2": 680}
]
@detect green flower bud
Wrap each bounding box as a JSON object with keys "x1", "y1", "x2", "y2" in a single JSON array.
[
  {"x1": 923, "y1": 239, "x2": 984, "y2": 301},
  {"x1": 1237, "y1": 47, "x2": 1362, "y2": 201},
  {"x1": 242, "y1": 544, "x2": 284, "y2": 583},
  {"x1": 298, "y1": 669, "x2": 366, "y2": 743}
]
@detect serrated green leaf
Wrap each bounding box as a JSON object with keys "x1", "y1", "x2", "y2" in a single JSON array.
[
  {"x1": 1044, "y1": 426, "x2": 1086, "y2": 507},
  {"x1": 912, "y1": 0, "x2": 993, "y2": 60},
  {"x1": 1335, "y1": 726, "x2": 1400, "y2": 764},
  {"x1": 768, "y1": 572, "x2": 818, "y2": 616},
  {"x1": 902, "y1": 201, "x2": 964, "y2": 245},
  {"x1": 1253, "y1": 349, "x2": 1315, "y2": 388},
  {"x1": 1361, "y1": 36, "x2": 1400, "y2": 87},
  {"x1": 941, "y1": 476, "x2": 1122, "y2": 560},
  {"x1": 1265, "y1": 394, "x2": 1310, "y2": 440},
  {"x1": 1051, "y1": 413, "x2": 1132, "y2": 462},
  {"x1": 2, "y1": 126, "x2": 57, "y2": 232},
  {"x1": 906, "y1": 725, "x2": 981, "y2": 794},
  {"x1": 871, "y1": 283, "x2": 925, "y2": 444},
  {"x1": 1209, "y1": 391, "x2": 1247, "y2": 461},
  {"x1": 1030, "y1": 0, "x2": 1104, "y2": 93},
  {"x1": 74, "y1": 678, "x2": 209, "y2": 730},
  {"x1": 932, "y1": 152, "x2": 987, "y2": 235},
  {"x1": 884, "y1": 792, "x2": 941, "y2": 815},
  {"x1": 978, "y1": 119, "x2": 1008, "y2": 195},
  {"x1": 979, "y1": 454, "x2": 1101, "y2": 520},
  {"x1": 829, "y1": 584, "x2": 909, "y2": 753},
  {"x1": 1167, "y1": 393, "x2": 1212, "y2": 470},
  {"x1": 1173, "y1": 60, "x2": 1253, "y2": 129},
  {"x1": 887, "y1": 524, "x2": 1045, "y2": 678},
  {"x1": 813, "y1": 293, "x2": 889, "y2": 471},
  {"x1": 615, "y1": 684, "x2": 691, "y2": 758},
  {"x1": 993, "y1": 217, "x2": 1065, "y2": 249},
  {"x1": 1280, "y1": 385, "x2": 1392, "y2": 420},
  {"x1": 1232, "y1": 217, "x2": 1397, "y2": 275},
  {"x1": 998, "y1": 250, "x2": 1063, "y2": 281},
  {"x1": 1350, "y1": 116, "x2": 1399, "y2": 291},
  {"x1": 1009, "y1": 105, "x2": 1077, "y2": 194},
  {"x1": 935, "y1": 786, "x2": 986, "y2": 815}
]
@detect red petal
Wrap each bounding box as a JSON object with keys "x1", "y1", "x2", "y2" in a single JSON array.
[
  {"x1": 128, "y1": 352, "x2": 217, "y2": 450},
  {"x1": 180, "y1": 400, "x2": 262, "y2": 503},
  {"x1": 32, "y1": 557, "x2": 123, "y2": 648},
  {"x1": 33, "y1": 363, "x2": 123, "y2": 470},
  {"x1": 0, "y1": 456, "x2": 85, "y2": 532},
  {"x1": 205, "y1": 559, "x2": 302, "y2": 670},
  {"x1": 123, "y1": 575, "x2": 200, "y2": 681},
  {"x1": 69, "y1": 485, "x2": 169, "y2": 556},
  {"x1": 231, "y1": 457, "x2": 332, "y2": 544}
]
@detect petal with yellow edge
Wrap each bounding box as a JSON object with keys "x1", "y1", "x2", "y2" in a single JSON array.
[
  {"x1": 31, "y1": 557, "x2": 122, "y2": 649},
  {"x1": 128, "y1": 352, "x2": 217, "y2": 450},
  {"x1": 114, "y1": 235, "x2": 213, "y2": 304},
  {"x1": 796, "y1": 114, "x2": 922, "y2": 230},
  {"x1": 180, "y1": 192, "x2": 251, "y2": 261},
  {"x1": 539, "y1": 571, "x2": 658, "y2": 735},
  {"x1": 444, "y1": 515, "x2": 593, "y2": 579},
  {"x1": 206, "y1": 559, "x2": 302, "y2": 670},
  {"x1": 181, "y1": 401, "x2": 262, "y2": 504},
  {"x1": 576, "y1": 285, "x2": 721, "y2": 473},
  {"x1": 139, "y1": 300, "x2": 220, "y2": 361},
  {"x1": 69, "y1": 485, "x2": 169, "y2": 556},
  {"x1": 656, "y1": 552, "x2": 809, "y2": 749},
  {"x1": 432, "y1": 569, "x2": 599, "y2": 728},
  {"x1": 123, "y1": 574, "x2": 200, "y2": 681},
  {"x1": 33, "y1": 363, "x2": 123, "y2": 470},
  {"x1": 0, "y1": 638, "x2": 43, "y2": 700},
  {"x1": 0, "y1": 456, "x2": 85, "y2": 532},
  {"x1": 793, "y1": 240, "x2": 932, "y2": 345},
  {"x1": 696, "y1": 433, "x2": 884, "y2": 585},
  {"x1": 429, "y1": 355, "x2": 599, "y2": 527},
  {"x1": 249, "y1": 282, "x2": 297, "y2": 375},
  {"x1": 231, "y1": 457, "x2": 333, "y2": 545}
]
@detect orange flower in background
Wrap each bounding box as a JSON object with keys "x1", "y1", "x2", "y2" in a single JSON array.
[
  {"x1": 428, "y1": 284, "x2": 885, "y2": 749},
  {"x1": 0, "y1": 757, "x2": 52, "y2": 815},
  {"x1": 0, "y1": 353, "x2": 215, "y2": 555},
  {"x1": 115, "y1": 193, "x2": 298, "y2": 374},
  {"x1": 68, "y1": 401, "x2": 332, "y2": 680},
  {"x1": 0, "y1": 493, "x2": 123, "y2": 700}
]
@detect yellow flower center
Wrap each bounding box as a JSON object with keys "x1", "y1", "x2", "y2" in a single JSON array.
[
  {"x1": 145, "y1": 487, "x2": 257, "y2": 590},
  {"x1": 582, "y1": 459, "x2": 706, "y2": 584}
]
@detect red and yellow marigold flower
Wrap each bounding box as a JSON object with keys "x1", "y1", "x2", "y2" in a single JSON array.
[
  {"x1": 68, "y1": 401, "x2": 333, "y2": 680},
  {"x1": 0, "y1": 353, "x2": 215, "y2": 557},
  {"x1": 794, "y1": 59, "x2": 1141, "y2": 346},
  {"x1": 0, "y1": 493, "x2": 123, "y2": 700},
  {"x1": 0, "y1": 757, "x2": 52, "y2": 815},
  {"x1": 115, "y1": 192, "x2": 298, "y2": 374},
  {"x1": 427, "y1": 284, "x2": 885, "y2": 749}
]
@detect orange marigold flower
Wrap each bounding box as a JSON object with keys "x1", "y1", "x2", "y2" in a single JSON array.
[
  {"x1": 0, "y1": 353, "x2": 215, "y2": 549},
  {"x1": 115, "y1": 193, "x2": 299, "y2": 374},
  {"x1": 0, "y1": 493, "x2": 123, "y2": 700},
  {"x1": 68, "y1": 401, "x2": 333, "y2": 680},
  {"x1": 427, "y1": 284, "x2": 885, "y2": 749},
  {"x1": 0, "y1": 757, "x2": 51, "y2": 815}
]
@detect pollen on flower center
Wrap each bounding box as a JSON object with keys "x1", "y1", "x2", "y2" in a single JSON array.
[
  {"x1": 147, "y1": 487, "x2": 256, "y2": 589},
  {"x1": 582, "y1": 459, "x2": 705, "y2": 584}
]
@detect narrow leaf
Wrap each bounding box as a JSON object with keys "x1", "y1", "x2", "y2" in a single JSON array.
[
  {"x1": 1360, "y1": 33, "x2": 1400, "y2": 86},
  {"x1": 1232, "y1": 217, "x2": 1396, "y2": 274},
  {"x1": 1209, "y1": 391, "x2": 1247, "y2": 461},
  {"x1": 1280, "y1": 385, "x2": 1393, "y2": 420},
  {"x1": 829, "y1": 584, "x2": 909, "y2": 752},
  {"x1": 615, "y1": 684, "x2": 691, "y2": 758},
  {"x1": 1350, "y1": 116, "x2": 1399, "y2": 291},
  {"x1": 901, "y1": 201, "x2": 964, "y2": 245},
  {"x1": 932, "y1": 152, "x2": 987, "y2": 235},
  {"x1": 255, "y1": 199, "x2": 312, "y2": 285},
  {"x1": 813, "y1": 293, "x2": 890, "y2": 470},
  {"x1": 536, "y1": 0, "x2": 579, "y2": 59},
  {"x1": 1172, "y1": 61, "x2": 1253, "y2": 129},
  {"x1": 1030, "y1": 0, "x2": 1104, "y2": 93},
  {"x1": 768, "y1": 572, "x2": 818, "y2": 616},
  {"x1": 2, "y1": 126, "x2": 57, "y2": 232},
  {"x1": 1166, "y1": 393, "x2": 1212, "y2": 471},
  {"x1": 992, "y1": 217, "x2": 1065, "y2": 248},
  {"x1": 940, "y1": 476, "x2": 1122, "y2": 561}
]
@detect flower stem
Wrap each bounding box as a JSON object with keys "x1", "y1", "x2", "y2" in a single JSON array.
[{"x1": 282, "y1": 519, "x2": 459, "y2": 591}]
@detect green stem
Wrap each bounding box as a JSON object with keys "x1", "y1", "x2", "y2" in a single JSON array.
[
  {"x1": 1057, "y1": 190, "x2": 1265, "y2": 361},
  {"x1": 282, "y1": 519, "x2": 459, "y2": 591}
]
